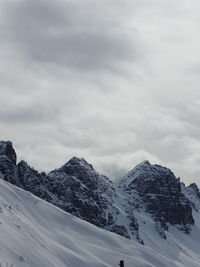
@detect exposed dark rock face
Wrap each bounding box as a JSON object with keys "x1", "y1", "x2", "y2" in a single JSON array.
[
  {"x1": 182, "y1": 183, "x2": 200, "y2": 212},
  {"x1": 45, "y1": 157, "x2": 116, "y2": 228},
  {"x1": 110, "y1": 225, "x2": 130, "y2": 239},
  {"x1": 129, "y1": 215, "x2": 144, "y2": 244},
  {"x1": 0, "y1": 141, "x2": 16, "y2": 164},
  {"x1": 0, "y1": 141, "x2": 197, "y2": 243},
  {"x1": 0, "y1": 141, "x2": 17, "y2": 183},
  {"x1": 0, "y1": 144, "x2": 131, "y2": 239},
  {"x1": 155, "y1": 222, "x2": 167, "y2": 239},
  {"x1": 187, "y1": 183, "x2": 200, "y2": 199},
  {"x1": 17, "y1": 160, "x2": 53, "y2": 201},
  {"x1": 116, "y1": 161, "x2": 194, "y2": 235}
]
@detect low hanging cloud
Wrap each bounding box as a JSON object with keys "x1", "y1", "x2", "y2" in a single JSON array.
[{"x1": 1, "y1": 0, "x2": 200, "y2": 186}]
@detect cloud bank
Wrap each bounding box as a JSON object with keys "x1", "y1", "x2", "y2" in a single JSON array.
[{"x1": 1, "y1": 0, "x2": 200, "y2": 185}]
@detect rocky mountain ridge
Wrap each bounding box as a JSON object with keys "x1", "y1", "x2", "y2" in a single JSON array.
[{"x1": 0, "y1": 140, "x2": 199, "y2": 245}]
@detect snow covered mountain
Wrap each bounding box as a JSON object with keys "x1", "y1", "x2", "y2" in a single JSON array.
[
  {"x1": 1, "y1": 140, "x2": 200, "y2": 264},
  {"x1": 2, "y1": 178, "x2": 200, "y2": 267},
  {"x1": 116, "y1": 160, "x2": 194, "y2": 238}
]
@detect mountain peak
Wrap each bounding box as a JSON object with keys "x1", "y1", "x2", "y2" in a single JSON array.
[
  {"x1": 0, "y1": 140, "x2": 17, "y2": 164},
  {"x1": 137, "y1": 160, "x2": 151, "y2": 168},
  {"x1": 188, "y1": 183, "x2": 200, "y2": 199},
  {"x1": 117, "y1": 160, "x2": 152, "y2": 184},
  {"x1": 65, "y1": 157, "x2": 94, "y2": 170}
]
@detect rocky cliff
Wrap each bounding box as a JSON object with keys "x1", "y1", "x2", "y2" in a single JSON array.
[{"x1": 0, "y1": 140, "x2": 197, "y2": 244}]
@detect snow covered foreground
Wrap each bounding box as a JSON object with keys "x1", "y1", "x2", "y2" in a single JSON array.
[{"x1": 0, "y1": 180, "x2": 200, "y2": 267}]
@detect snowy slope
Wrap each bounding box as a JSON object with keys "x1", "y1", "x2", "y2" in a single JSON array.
[
  {"x1": 1, "y1": 179, "x2": 200, "y2": 267},
  {"x1": 0, "y1": 141, "x2": 197, "y2": 244},
  {"x1": 1, "y1": 141, "x2": 200, "y2": 266}
]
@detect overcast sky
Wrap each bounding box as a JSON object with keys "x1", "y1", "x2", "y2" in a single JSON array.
[{"x1": 1, "y1": 0, "x2": 200, "y2": 185}]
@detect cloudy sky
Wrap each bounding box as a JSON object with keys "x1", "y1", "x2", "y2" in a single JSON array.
[{"x1": 1, "y1": 0, "x2": 200, "y2": 185}]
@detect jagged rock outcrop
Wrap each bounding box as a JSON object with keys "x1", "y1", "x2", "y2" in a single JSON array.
[
  {"x1": 44, "y1": 157, "x2": 138, "y2": 240},
  {"x1": 0, "y1": 142, "x2": 53, "y2": 201},
  {"x1": 0, "y1": 140, "x2": 198, "y2": 243},
  {"x1": 0, "y1": 143, "x2": 134, "y2": 239},
  {"x1": 183, "y1": 183, "x2": 200, "y2": 212},
  {"x1": 0, "y1": 141, "x2": 16, "y2": 164},
  {"x1": 45, "y1": 157, "x2": 116, "y2": 228},
  {"x1": 187, "y1": 183, "x2": 200, "y2": 199},
  {"x1": 0, "y1": 141, "x2": 17, "y2": 183},
  {"x1": 116, "y1": 160, "x2": 194, "y2": 236},
  {"x1": 17, "y1": 160, "x2": 53, "y2": 201}
]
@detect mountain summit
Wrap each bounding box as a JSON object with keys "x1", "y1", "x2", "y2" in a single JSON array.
[
  {"x1": 0, "y1": 140, "x2": 17, "y2": 164},
  {"x1": 0, "y1": 140, "x2": 198, "y2": 246},
  {"x1": 64, "y1": 156, "x2": 94, "y2": 170}
]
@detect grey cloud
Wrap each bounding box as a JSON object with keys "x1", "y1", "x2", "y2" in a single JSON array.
[
  {"x1": 3, "y1": 0, "x2": 137, "y2": 72},
  {"x1": 0, "y1": 105, "x2": 60, "y2": 124},
  {"x1": 1, "y1": 0, "x2": 200, "y2": 186}
]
